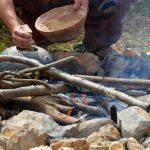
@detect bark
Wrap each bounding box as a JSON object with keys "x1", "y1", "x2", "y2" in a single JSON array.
[
  {"x1": 0, "y1": 84, "x2": 68, "y2": 100},
  {"x1": 12, "y1": 97, "x2": 80, "y2": 124},
  {"x1": 46, "y1": 68, "x2": 150, "y2": 110},
  {"x1": 75, "y1": 75, "x2": 150, "y2": 86},
  {"x1": 49, "y1": 95, "x2": 110, "y2": 117},
  {"x1": 20, "y1": 56, "x2": 76, "y2": 74},
  {"x1": 1, "y1": 55, "x2": 149, "y2": 110},
  {"x1": 0, "y1": 55, "x2": 39, "y2": 66}
]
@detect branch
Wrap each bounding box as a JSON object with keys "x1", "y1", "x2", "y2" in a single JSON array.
[
  {"x1": 46, "y1": 68, "x2": 150, "y2": 110},
  {"x1": 13, "y1": 97, "x2": 80, "y2": 124},
  {"x1": 0, "y1": 84, "x2": 68, "y2": 100},
  {"x1": 19, "y1": 56, "x2": 76, "y2": 74},
  {"x1": 75, "y1": 75, "x2": 150, "y2": 86},
  {"x1": 0, "y1": 55, "x2": 39, "y2": 67},
  {"x1": 52, "y1": 95, "x2": 110, "y2": 117}
]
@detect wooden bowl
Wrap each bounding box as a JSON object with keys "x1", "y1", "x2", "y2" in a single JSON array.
[{"x1": 35, "y1": 5, "x2": 87, "y2": 43}]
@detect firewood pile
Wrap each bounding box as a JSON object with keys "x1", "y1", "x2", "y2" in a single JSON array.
[{"x1": 0, "y1": 55, "x2": 150, "y2": 125}]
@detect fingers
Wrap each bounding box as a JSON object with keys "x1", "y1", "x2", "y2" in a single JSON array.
[
  {"x1": 74, "y1": 0, "x2": 89, "y2": 11},
  {"x1": 74, "y1": 0, "x2": 81, "y2": 10},
  {"x1": 12, "y1": 25, "x2": 34, "y2": 48},
  {"x1": 13, "y1": 35, "x2": 34, "y2": 48}
]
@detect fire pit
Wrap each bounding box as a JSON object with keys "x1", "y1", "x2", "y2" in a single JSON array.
[{"x1": 0, "y1": 46, "x2": 150, "y2": 149}]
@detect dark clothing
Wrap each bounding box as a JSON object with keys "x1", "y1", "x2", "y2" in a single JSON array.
[{"x1": 14, "y1": 0, "x2": 132, "y2": 52}]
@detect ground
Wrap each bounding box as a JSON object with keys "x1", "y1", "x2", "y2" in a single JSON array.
[{"x1": 0, "y1": 0, "x2": 150, "y2": 55}]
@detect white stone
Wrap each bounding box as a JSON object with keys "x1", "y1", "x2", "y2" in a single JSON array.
[{"x1": 119, "y1": 106, "x2": 150, "y2": 140}]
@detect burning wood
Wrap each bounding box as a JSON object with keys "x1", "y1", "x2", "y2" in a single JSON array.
[{"x1": 0, "y1": 54, "x2": 150, "y2": 125}]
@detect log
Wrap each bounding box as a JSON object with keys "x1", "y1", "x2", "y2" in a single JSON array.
[
  {"x1": 0, "y1": 80, "x2": 32, "y2": 89},
  {"x1": 52, "y1": 95, "x2": 110, "y2": 117},
  {"x1": 12, "y1": 97, "x2": 80, "y2": 124},
  {"x1": 1, "y1": 55, "x2": 149, "y2": 110},
  {"x1": 0, "y1": 55, "x2": 39, "y2": 66},
  {"x1": 46, "y1": 68, "x2": 150, "y2": 110},
  {"x1": 0, "y1": 84, "x2": 69, "y2": 100},
  {"x1": 75, "y1": 75, "x2": 150, "y2": 86}
]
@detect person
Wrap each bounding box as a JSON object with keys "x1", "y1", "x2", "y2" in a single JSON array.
[{"x1": 0, "y1": 0, "x2": 132, "y2": 58}]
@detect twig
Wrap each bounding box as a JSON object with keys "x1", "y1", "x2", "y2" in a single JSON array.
[
  {"x1": 52, "y1": 95, "x2": 110, "y2": 117},
  {"x1": 19, "y1": 56, "x2": 76, "y2": 74},
  {"x1": 7, "y1": 78, "x2": 52, "y2": 90},
  {"x1": 1, "y1": 55, "x2": 149, "y2": 110},
  {"x1": 0, "y1": 84, "x2": 68, "y2": 100},
  {"x1": 0, "y1": 55, "x2": 39, "y2": 67},
  {"x1": 13, "y1": 97, "x2": 80, "y2": 124},
  {"x1": 46, "y1": 68, "x2": 150, "y2": 110},
  {"x1": 75, "y1": 75, "x2": 150, "y2": 86}
]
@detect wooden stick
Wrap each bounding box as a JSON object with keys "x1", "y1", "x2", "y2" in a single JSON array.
[
  {"x1": 52, "y1": 95, "x2": 110, "y2": 117},
  {"x1": 46, "y1": 68, "x2": 150, "y2": 110},
  {"x1": 1, "y1": 56, "x2": 149, "y2": 110},
  {"x1": 0, "y1": 55, "x2": 39, "y2": 67},
  {"x1": 7, "y1": 78, "x2": 52, "y2": 90},
  {"x1": 12, "y1": 97, "x2": 80, "y2": 124},
  {"x1": 75, "y1": 75, "x2": 150, "y2": 86},
  {"x1": 0, "y1": 84, "x2": 68, "y2": 100},
  {"x1": 20, "y1": 56, "x2": 76, "y2": 74}
]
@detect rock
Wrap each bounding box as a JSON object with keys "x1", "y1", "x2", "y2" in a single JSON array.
[
  {"x1": 1, "y1": 110, "x2": 62, "y2": 150},
  {"x1": 127, "y1": 137, "x2": 143, "y2": 150},
  {"x1": 0, "y1": 135, "x2": 9, "y2": 149},
  {"x1": 109, "y1": 141, "x2": 124, "y2": 150},
  {"x1": 138, "y1": 94, "x2": 150, "y2": 103},
  {"x1": 30, "y1": 145, "x2": 51, "y2": 150},
  {"x1": 99, "y1": 124, "x2": 121, "y2": 141},
  {"x1": 86, "y1": 132, "x2": 108, "y2": 145},
  {"x1": 63, "y1": 118, "x2": 114, "y2": 138},
  {"x1": 52, "y1": 52, "x2": 104, "y2": 75},
  {"x1": 58, "y1": 147, "x2": 74, "y2": 150},
  {"x1": 119, "y1": 106, "x2": 150, "y2": 140},
  {"x1": 0, "y1": 146, "x2": 5, "y2": 150},
  {"x1": 119, "y1": 138, "x2": 128, "y2": 147},
  {"x1": 142, "y1": 137, "x2": 150, "y2": 148},
  {"x1": 50, "y1": 138, "x2": 88, "y2": 150},
  {"x1": 89, "y1": 144, "x2": 108, "y2": 150}
]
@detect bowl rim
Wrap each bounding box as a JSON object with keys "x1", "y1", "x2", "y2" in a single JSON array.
[{"x1": 35, "y1": 5, "x2": 87, "y2": 34}]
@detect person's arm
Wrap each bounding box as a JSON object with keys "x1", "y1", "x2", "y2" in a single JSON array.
[
  {"x1": 0, "y1": 0, "x2": 34, "y2": 48},
  {"x1": 74, "y1": 0, "x2": 89, "y2": 10}
]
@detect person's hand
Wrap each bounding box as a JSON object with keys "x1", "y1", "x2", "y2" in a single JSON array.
[
  {"x1": 12, "y1": 24, "x2": 34, "y2": 48},
  {"x1": 74, "y1": 0, "x2": 89, "y2": 10}
]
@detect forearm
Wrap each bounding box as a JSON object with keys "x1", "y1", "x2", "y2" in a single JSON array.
[{"x1": 0, "y1": 0, "x2": 20, "y2": 33}]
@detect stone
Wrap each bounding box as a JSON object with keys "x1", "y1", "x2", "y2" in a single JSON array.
[
  {"x1": 0, "y1": 146, "x2": 5, "y2": 150},
  {"x1": 1, "y1": 110, "x2": 62, "y2": 150},
  {"x1": 0, "y1": 135, "x2": 9, "y2": 149},
  {"x1": 30, "y1": 145, "x2": 51, "y2": 150},
  {"x1": 58, "y1": 147, "x2": 74, "y2": 150},
  {"x1": 50, "y1": 138, "x2": 88, "y2": 150},
  {"x1": 99, "y1": 124, "x2": 121, "y2": 141},
  {"x1": 138, "y1": 94, "x2": 150, "y2": 103},
  {"x1": 142, "y1": 137, "x2": 150, "y2": 148},
  {"x1": 119, "y1": 138, "x2": 128, "y2": 147},
  {"x1": 119, "y1": 106, "x2": 150, "y2": 140},
  {"x1": 89, "y1": 144, "x2": 108, "y2": 150},
  {"x1": 86, "y1": 132, "x2": 108, "y2": 145},
  {"x1": 127, "y1": 137, "x2": 143, "y2": 150},
  {"x1": 53, "y1": 52, "x2": 104, "y2": 75},
  {"x1": 109, "y1": 141, "x2": 124, "y2": 150},
  {"x1": 63, "y1": 118, "x2": 114, "y2": 138}
]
